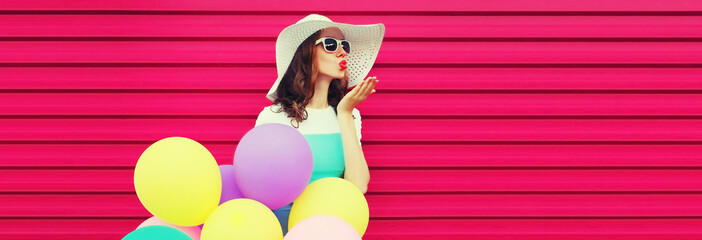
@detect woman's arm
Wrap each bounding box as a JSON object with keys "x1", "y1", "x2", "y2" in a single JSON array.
[
  {"x1": 336, "y1": 76, "x2": 378, "y2": 194},
  {"x1": 338, "y1": 110, "x2": 369, "y2": 194}
]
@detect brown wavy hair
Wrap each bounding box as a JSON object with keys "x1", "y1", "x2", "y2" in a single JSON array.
[{"x1": 271, "y1": 29, "x2": 349, "y2": 128}]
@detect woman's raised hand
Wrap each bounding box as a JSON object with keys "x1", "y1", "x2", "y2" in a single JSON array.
[{"x1": 337, "y1": 76, "x2": 377, "y2": 114}]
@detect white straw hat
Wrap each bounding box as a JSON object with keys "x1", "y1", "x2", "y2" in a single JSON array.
[{"x1": 266, "y1": 14, "x2": 385, "y2": 101}]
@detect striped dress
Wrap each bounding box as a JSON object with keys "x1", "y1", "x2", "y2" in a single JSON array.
[{"x1": 254, "y1": 103, "x2": 362, "y2": 234}]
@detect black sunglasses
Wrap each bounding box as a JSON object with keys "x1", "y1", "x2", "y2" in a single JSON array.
[{"x1": 315, "y1": 37, "x2": 351, "y2": 54}]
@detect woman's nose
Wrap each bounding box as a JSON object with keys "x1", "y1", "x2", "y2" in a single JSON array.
[{"x1": 337, "y1": 49, "x2": 348, "y2": 58}]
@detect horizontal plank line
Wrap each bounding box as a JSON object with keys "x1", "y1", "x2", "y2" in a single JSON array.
[
  {"x1": 0, "y1": 166, "x2": 136, "y2": 170},
  {"x1": 0, "y1": 89, "x2": 266, "y2": 93},
  {"x1": 0, "y1": 191, "x2": 691, "y2": 197},
  {"x1": 365, "y1": 191, "x2": 702, "y2": 195},
  {"x1": 7, "y1": 192, "x2": 702, "y2": 197},
  {"x1": 1, "y1": 63, "x2": 701, "y2": 68},
  {"x1": 0, "y1": 166, "x2": 113, "y2": 169},
  {"x1": 1, "y1": 37, "x2": 701, "y2": 42},
  {"x1": 0, "y1": 216, "x2": 147, "y2": 220},
  {"x1": 0, "y1": 192, "x2": 136, "y2": 195},
  {"x1": 3, "y1": 140, "x2": 702, "y2": 145},
  {"x1": 1, "y1": 10, "x2": 702, "y2": 16},
  {"x1": 369, "y1": 166, "x2": 702, "y2": 170},
  {"x1": 0, "y1": 63, "x2": 272, "y2": 68},
  {"x1": 2, "y1": 216, "x2": 702, "y2": 220},
  {"x1": 370, "y1": 216, "x2": 702, "y2": 220},
  {"x1": 0, "y1": 115, "x2": 257, "y2": 119},
  {"x1": 0, "y1": 140, "x2": 238, "y2": 145},
  {"x1": 4, "y1": 191, "x2": 702, "y2": 196},
  {"x1": 5, "y1": 115, "x2": 702, "y2": 120},
  {"x1": 0, "y1": 37, "x2": 272, "y2": 41},
  {"x1": 5, "y1": 89, "x2": 702, "y2": 94},
  {"x1": 4, "y1": 166, "x2": 702, "y2": 171},
  {"x1": 366, "y1": 141, "x2": 702, "y2": 145},
  {"x1": 376, "y1": 90, "x2": 702, "y2": 94},
  {"x1": 365, "y1": 116, "x2": 702, "y2": 120}
]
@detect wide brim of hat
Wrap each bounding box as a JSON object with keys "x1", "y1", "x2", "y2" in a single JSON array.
[{"x1": 267, "y1": 19, "x2": 385, "y2": 101}]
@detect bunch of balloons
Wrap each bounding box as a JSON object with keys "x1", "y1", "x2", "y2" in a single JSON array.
[{"x1": 123, "y1": 123, "x2": 369, "y2": 240}]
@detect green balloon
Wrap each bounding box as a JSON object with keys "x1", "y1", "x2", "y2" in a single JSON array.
[{"x1": 123, "y1": 225, "x2": 192, "y2": 240}]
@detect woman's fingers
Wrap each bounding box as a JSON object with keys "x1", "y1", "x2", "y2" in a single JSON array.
[
  {"x1": 346, "y1": 76, "x2": 377, "y2": 106},
  {"x1": 361, "y1": 76, "x2": 377, "y2": 97},
  {"x1": 356, "y1": 77, "x2": 373, "y2": 97},
  {"x1": 350, "y1": 79, "x2": 365, "y2": 96}
]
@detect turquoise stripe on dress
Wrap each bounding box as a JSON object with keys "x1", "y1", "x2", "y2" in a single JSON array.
[{"x1": 304, "y1": 133, "x2": 346, "y2": 183}]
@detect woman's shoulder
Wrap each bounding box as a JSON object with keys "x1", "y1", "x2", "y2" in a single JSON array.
[
  {"x1": 260, "y1": 103, "x2": 283, "y2": 112},
  {"x1": 255, "y1": 103, "x2": 290, "y2": 127}
]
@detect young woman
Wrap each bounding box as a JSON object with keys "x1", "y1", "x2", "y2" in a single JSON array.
[{"x1": 253, "y1": 14, "x2": 384, "y2": 234}]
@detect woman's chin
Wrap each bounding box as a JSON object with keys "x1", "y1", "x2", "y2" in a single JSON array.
[{"x1": 333, "y1": 73, "x2": 345, "y2": 79}]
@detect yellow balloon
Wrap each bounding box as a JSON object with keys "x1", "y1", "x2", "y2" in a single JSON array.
[
  {"x1": 201, "y1": 198, "x2": 283, "y2": 240},
  {"x1": 134, "y1": 137, "x2": 221, "y2": 226},
  {"x1": 288, "y1": 177, "x2": 369, "y2": 236}
]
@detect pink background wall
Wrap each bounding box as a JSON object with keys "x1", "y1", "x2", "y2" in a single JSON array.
[{"x1": 2, "y1": 0, "x2": 702, "y2": 239}]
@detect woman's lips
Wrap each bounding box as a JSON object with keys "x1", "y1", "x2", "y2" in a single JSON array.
[{"x1": 339, "y1": 60, "x2": 347, "y2": 70}]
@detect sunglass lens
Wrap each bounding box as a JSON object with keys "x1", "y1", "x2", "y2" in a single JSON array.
[
  {"x1": 323, "y1": 38, "x2": 337, "y2": 52},
  {"x1": 341, "y1": 41, "x2": 351, "y2": 53}
]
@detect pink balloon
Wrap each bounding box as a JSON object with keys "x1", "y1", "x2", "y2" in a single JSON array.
[
  {"x1": 284, "y1": 215, "x2": 361, "y2": 240},
  {"x1": 138, "y1": 216, "x2": 201, "y2": 240}
]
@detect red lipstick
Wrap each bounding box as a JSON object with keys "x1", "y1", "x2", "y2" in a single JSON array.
[{"x1": 339, "y1": 60, "x2": 347, "y2": 70}]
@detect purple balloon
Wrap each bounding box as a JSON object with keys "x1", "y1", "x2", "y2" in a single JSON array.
[
  {"x1": 233, "y1": 123, "x2": 313, "y2": 209},
  {"x1": 218, "y1": 165, "x2": 244, "y2": 205}
]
